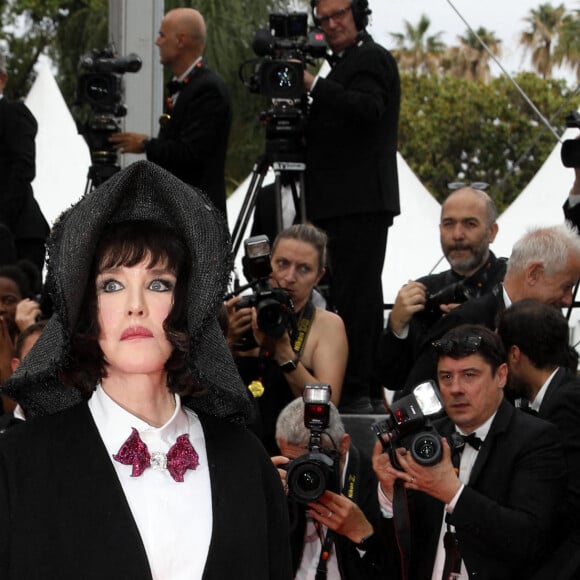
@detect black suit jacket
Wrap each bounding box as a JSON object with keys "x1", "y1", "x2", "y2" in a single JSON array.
[
  {"x1": 145, "y1": 60, "x2": 232, "y2": 216},
  {"x1": 380, "y1": 253, "x2": 507, "y2": 392},
  {"x1": 305, "y1": 32, "x2": 400, "y2": 221},
  {"x1": 0, "y1": 402, "x2": 292, "y2": 579},
  {"x1": 0, "y1": 97, "x2": 49, "y2": 241},
  {"x1": 530, "y1": 367, "x2": 580, "y2": 579},
  {"x1": 387, "y1": 399, "x2": 566, "y2": 580},
  {"x1": 394, "y1": 287, "x2": 505, "y2": 397}
]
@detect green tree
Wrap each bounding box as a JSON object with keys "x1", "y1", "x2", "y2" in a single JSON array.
[
  {"x1": 390, "y1": 14, "x2": 446, "y2": 74},
  {"x1": 520, "y1": 2, "x2": 566, "y2": 79},
  {"x1": 397, "y1": 72, "x2": 576, "y2": 212}
]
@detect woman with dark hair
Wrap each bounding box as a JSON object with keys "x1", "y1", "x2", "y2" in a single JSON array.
[{"x1": 0, "y1": 161, "x2": 291, "y2": 580}]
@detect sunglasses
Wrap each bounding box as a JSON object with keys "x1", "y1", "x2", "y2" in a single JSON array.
[
  {"x1": 448, "y1": 182, "x2": 489, "y2": 191},
  {"x1": 432, "y1": 335, "x2": 483, "y2": 355}
]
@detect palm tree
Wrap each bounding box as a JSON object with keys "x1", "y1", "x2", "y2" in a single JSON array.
[
  {"x1": 445, "y1": 27, "x2": 502, "y2": 83},
  {"x1": 520, "y1": 3, "x2": 566, "y2": 79},
  {"x1": 554, "y1": 10, "x2": 580, "y2": 81},
  {"x1": 390, "y1": 14, "x2": 446, "y2": 74}
]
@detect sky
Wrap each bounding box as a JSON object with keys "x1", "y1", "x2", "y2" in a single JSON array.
[{"x1": 367, "y1": 0, "x2": 580, "y2": 83}]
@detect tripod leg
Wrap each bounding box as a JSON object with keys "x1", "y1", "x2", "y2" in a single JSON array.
[{"x1": 231, "y1": 164, "x2": 269, "y2": 259}]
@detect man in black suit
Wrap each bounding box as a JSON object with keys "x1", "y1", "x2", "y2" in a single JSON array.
[
  {"x1": 394, "y1": 222, "x2": 580, "y2": 397},
  {"x1": 380, "y1": 186, "x2": 506, "y2": 393},
  {"x1": 111, "y1": 8, "x2": 231, "y2": 216},
  {"x1": 373, "y1": 324, "x2": 566, "y2": 580},
  {"x1": 273, "y1": 396, "x2": 388, "y2": 579},
  {"x1": 0, "y1": 52, "x2": 49, "y2": 273},
  {"x1": 304, "y1": 0, "x2": 400, "y2": 413},
  {"x1": 497, "y1": 299, "x2": 580, "y2": 579}
]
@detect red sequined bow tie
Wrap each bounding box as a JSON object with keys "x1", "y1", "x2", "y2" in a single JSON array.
[{"x1": 113, "y1": 428, "x2": 199, "y2": 482}]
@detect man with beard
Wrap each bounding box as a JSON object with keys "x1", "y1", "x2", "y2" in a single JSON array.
[
  {"x1": 497, "y1": 299, "x2": 580, "y2": 580},
  {"x1": 379, "y1": 186, "x2": 506, "y2": 394},
  {"x1": 391, "y1": 223, "x2": 580, "y2": 398}
]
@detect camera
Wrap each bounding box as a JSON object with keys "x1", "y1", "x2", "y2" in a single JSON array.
[
  {"x1": 285, "y1": 384, "x2": 340, "y2": 503},
  {"x1": 561, "y1": 111, "x2": 580, "y2": 168},
  {"x1": 239, "y1": 12, "x2": 326, "y2": 159},
  {"x1": 241, "y1": 12, "x2": 326, "y2": 99},
  {"x1": 424, "y1": 279, "x2": 476, "y2": 312},
  {"x1": 75, "y1": 45, "x2": 142, "y2": 186},
  {"x1": 372, "y1": 381, "x2": 447, "y2": 470},
  {"x1": 232, "y1": 235, "x2": 296, "y2": 348}
]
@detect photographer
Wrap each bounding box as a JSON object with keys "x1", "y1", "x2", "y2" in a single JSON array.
[
  {"x1": 226, "y1": 224, "x2": 347, "y2": 454},
  {"x1": 303, "y1": 0, "x2": 400, "y2": 413},
  {"x1": 372, "y1": 324, "x2": 566, "y2": 580},
  {"x1": 273, "y1": 396, "x2": 387, "y2": 579},
  {"x1": 110, "y1": 8, "x2": 231, "y2": 216},
  {"x1": 0, "y1": 50, "x2": 49, "y2": 273},
  {"x1": 379, "y1": 186, "x2": 506, "y2": 394}
]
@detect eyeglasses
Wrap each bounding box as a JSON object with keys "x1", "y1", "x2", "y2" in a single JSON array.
[
  {"x1": 432, "y1": 335, "x2": 483, "y2": 356},
  {"x1": 316, "y1": 5, "x2": 352, "y2": 26},
  {"x1": 448, "y1": 182, "x2": 489, "y2": 191}
]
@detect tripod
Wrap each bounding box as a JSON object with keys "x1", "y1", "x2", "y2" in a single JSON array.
[
  {"x1": 83, "y1": 162, "x2": 120, "y2": 195},
  {"x1": 231, "y1": 151, "x2": 307, "y2": 262}
]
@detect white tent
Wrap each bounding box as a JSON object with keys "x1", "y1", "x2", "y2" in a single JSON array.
[
  {"x1": 25, "y1": 58, "x2": 90, "y2": 227},
  {"x1": 492, "y1": 128, "x2": 576, "y2": 258}
]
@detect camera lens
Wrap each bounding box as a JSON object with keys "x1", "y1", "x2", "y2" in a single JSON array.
[
  {"x1": 286, "y1": 460, "x2": 327, "y2": 503},
  {"x1": 411, "y1": 432, "x2": 442, "y2": 466}
]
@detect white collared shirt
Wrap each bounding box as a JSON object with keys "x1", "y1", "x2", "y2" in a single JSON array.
[
  {"x1": 531, "y1": 368, "x2": 559, "y2": 412},
  {"x1": 88, "y1": 385, "x2": 212, "y2": 580}
]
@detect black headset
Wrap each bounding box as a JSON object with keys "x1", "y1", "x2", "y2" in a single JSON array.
[{"x1": 310, "y1": 0, "x2": 371, "y2": 32}]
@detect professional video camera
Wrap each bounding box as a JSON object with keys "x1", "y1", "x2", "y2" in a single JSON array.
[
  {"x1": 561, "y1": 111, "x2": 580, "y2": 168},
  {"x1": 285, "y1": 384, "x2": 340, "y2": 503},
  {"x1": 238, "y1": 12, "x2": 326, "y2": 158},
  {"x1": 372, "y1": 381, "x2": 453, "y2": 470},
  {"x1": 231, "y1": 235, "x2": 297, "y2": 349},
  {"x1": 75, "y1": 45, "x2": 142, "y2": 187}
]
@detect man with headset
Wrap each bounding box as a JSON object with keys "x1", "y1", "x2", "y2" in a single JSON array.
[{"x1": 304, "y1": 0, "x2": 401, "y2": 413}]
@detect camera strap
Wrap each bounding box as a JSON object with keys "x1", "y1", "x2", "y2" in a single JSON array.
[
  {"x1": 315, "y1": 528, "x2": 335, "y2": 580},
  {"x1": 392, "y1": 479, "x2": 411, "y2": 580},
  {"x1": 292, "y1": 299, "x2": 315, "y2": 356},
  {"x1": 442, "y1": 524, "x2": 462, "y2": 580}
]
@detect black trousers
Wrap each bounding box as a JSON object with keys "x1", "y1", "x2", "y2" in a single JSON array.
[{"x1": 314, "y1": 212, "x2": 391, "y2": 408}]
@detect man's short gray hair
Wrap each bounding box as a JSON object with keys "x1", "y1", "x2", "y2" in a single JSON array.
[
  {"x1": 0, "y1": 51, "x2": 6, "y2": 74},
  {"x1": 506, "y1": 222, "x2": 580, "y2": 276},
  {"x1": 275, "y1": 397, "x2": 345, "y2": 448}
]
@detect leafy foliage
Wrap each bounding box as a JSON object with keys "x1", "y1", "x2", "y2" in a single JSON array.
[{"x1": 398, "y1": 72, "x2": 577, "y2": 212}]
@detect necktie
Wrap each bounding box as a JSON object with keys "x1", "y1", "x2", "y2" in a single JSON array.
[
  {"x1": 459, "y1": 432, "x2": 483, "y2": 450},
  {"x1": 113, "y1": 427, "x2": 199, "y2": 482}
]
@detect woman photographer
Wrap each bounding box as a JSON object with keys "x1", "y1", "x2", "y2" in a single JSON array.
[
  {"x1": 0, "y1": 161, "x2": 291, "y2": 579},
  {"x1": 226, "y1": 223, "x2": 348, "y2": 454}
]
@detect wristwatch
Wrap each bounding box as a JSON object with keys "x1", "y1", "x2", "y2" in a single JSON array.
[
  {"x1": 355, "y1": 532, "x2": 374, "y2": 550},
  {"x1": 279, "y1": 357, "x2": 299, "y2": 373}
]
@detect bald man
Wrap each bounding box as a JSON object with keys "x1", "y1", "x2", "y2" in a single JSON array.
[
  {"x1": 111, "y1": 8, "x2": 232, "y2": 216},
  {"x1": 379, "y1": 186, "x2": 507, "y2": 394}
]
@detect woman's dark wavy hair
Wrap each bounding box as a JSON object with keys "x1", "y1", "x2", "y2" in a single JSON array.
[{"x1": 60, "y1": 220, "x2": 202, "y2": 398}]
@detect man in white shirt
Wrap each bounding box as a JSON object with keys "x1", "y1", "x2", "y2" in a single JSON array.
[{"x1": 372, "y1": 324, "x2": 566, "y2": 580}]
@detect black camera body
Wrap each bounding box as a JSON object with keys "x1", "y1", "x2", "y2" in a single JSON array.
[
  {"x1": 372, "y1": 381, "x2": 446, "y2": 470},
  {"x1": 232, "y1": 235, "x2": 296, "y2": 348},
  {"x1": 285, "y1": 384, "x2": 340, "y2": 503},
  {"x1": 424, "y1": 279, "x2": 476, "y2": 313},
  {"x1": 246, "y1": 12, "x2": 326, "y2": 99},
  {"x1": 75, "y1": 46, "x2": 142, "y2": 186},
  {"x1": 561, "y1": 111, "x2": 580, "y2": 168}
]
